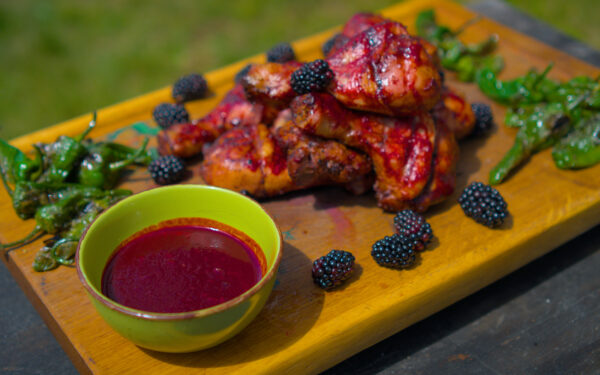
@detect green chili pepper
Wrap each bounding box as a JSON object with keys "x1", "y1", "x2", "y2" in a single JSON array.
[
  {"x1": 78, "y1": 138, "x2": 150, "y2": 189},
  {"x1": 0, "y1": 139, "x2": 41, "y2": 193},
  {"x1": 38, "y1": 112, "x2": 96, "y2": 184},
  {"x1": 34, "y1": 190, "x2": 88, "y2": 234},
  {"x1": 476, "y1": 64, "x2": 558, "y2": 105},
  {"x1": 545, "y1": 76, "x2": 600, "y2": 109},
  {"x1": 489, "y1": 96, "x2": 588, "y2": 184},
  {"x1": 11, "y1": 181, "x2": 63, "y2": 219},
  {"x1": 32, "y1": 245, "x2": 59, "y2": 272},
  {"x1": 552, "y1": 113, "x2": 600, "y2": 169},
  {"x1": 416, "y1": 9, "x2": 503, "y2": 82},
  {"x1": 41, "y1": 192, "x2": 130, "y2": 268}
]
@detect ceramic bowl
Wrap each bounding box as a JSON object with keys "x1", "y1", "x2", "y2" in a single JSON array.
[{"x1": 76, "y1": 185, "x2": 282, "y2": 353}]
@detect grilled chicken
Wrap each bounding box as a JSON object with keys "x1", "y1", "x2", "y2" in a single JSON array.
[
  {"x1": 158, "y1": 84, "x2": 263, "y2": 158},
  {"x1": 326, "y1": 20, "x2": 441, "y2": 116},
  {"x1": 241, "y1": 61, "x2": 303, "y2": 122},
  {"x1": 199, "y1": 110, "x2": 374, "y2": 198},
  {"x1": 272, "y1": 110, "x2": 374, "y2": 195},
  {"x1": 199, "y1": 123, "x2": 291, "y2": 197},
  {"x1": 291, "y1": 92, "x2": 450, "y2": 211},
  {"x1": 432, "y1": 86, "x2": 476, "y2": 140},
  {"x1": 328, "y1": 13, "x2": 440, "y2": 67}
]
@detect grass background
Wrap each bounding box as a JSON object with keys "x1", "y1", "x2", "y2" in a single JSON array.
[{"x1": 1, "y1": 0, "x2": 598, "y2": 140}]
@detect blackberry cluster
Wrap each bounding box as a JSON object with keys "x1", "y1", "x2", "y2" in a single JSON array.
[
  {"x1": 393, "y1": 210, "x2": 433, "y2": 251},
  {"x1": 290, "y1": 59, "x2": 334, "y2": 94},
  {"x1": 152, "y1": 103, "x2": 189, "y2": 129},
  {"x1": 148, "y1": 155, "x2": 186, "y2": 185},
  {"x1": 172, "y1": 73, "x2": 208, "y2": 103},
  {"x1": 458, "y1": 182, "x2": 508, "y2": 228},
  {"x1": 371, "y1": 235, "x2": 417, "y2": 269},
  {"x1": 266, "y1": 42, "x2": 296, "y2": 63},
  {"x1": 312, "y1": 249, "x2": 355, "y2": 290},
  {"x1": 471, "y1": 102, "x2": 494, "y2": 136},
  {"x1": 234, "y1": 64, "x2": 253, "y2": 84}
]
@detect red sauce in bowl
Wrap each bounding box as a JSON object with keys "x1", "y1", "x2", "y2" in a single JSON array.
[{"x1": 101, "y1": 218, "x2": 266, "y2": 313}]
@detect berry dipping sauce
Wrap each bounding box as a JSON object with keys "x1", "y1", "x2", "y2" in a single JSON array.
[{"x1": 101, "y1": 218, "x2": 267, "y2": 313}]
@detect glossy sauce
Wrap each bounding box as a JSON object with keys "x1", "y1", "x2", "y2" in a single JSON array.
[{"x1": 101, "y1": 218, "x2": 265, "y2": 313}]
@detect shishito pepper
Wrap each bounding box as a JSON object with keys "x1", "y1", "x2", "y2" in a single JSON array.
[
  {"x1": 38, "y1": 113, "x2": 96, "y2": 184},
  {"x1": 475, "y1": 64, "x2": 558, "y2": 105},
  {"x1": 552, "y1": 113, "x2": 600, "y2": 169},
  {"x1": 416, "y1": 9, "x2": 503, "y2": 82},
  {"x1": 0, "y1": 139, "x2": 42, "y2": 196},
  {"x1": 78, "y1": 138, "x2": 151, "y2": 189},
  {"x1": 489, "y1": 99, "x2": 584, "y2": 185},
  {"x1": 33, "y1": 192, "x2": 131, "y2": 270}
]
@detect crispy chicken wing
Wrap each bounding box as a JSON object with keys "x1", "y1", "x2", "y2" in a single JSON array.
[
  {"x1": 199, "y1": 111, "x2": 374, "y2": 198},
  {"x1": 200, "y1": 123, "x2": 291, "y2": 197},
  {"x1": 241, "y1": 61, "x2": 302, "y2": 122},
  {"x1": 291, "y1": 92, "x2": 443, "y2": 211},
  {"x1": 326, "y1": 20, "x2": 442, "y2": 116},
  {"x1": 412, "y1": 117, "x2": 459, "y2": 211},
  {"x1": 272, "y1": 110, "x2": 374, "y2": 195},
  {"x1": 158, "y1": 84, "x2": 262, "y2": 157},
  {"x1": 433, "y1": 86, "x2": 476, "y2": 139},
  {"x1": 328, "y1": 13, "x2": 439, "y2": 67}
]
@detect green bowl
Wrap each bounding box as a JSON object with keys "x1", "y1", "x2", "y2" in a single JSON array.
[{"x1": 76, "y1": 185, "x2": 282, "y2": 353}]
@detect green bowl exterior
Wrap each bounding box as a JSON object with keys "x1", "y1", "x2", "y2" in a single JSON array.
[
  {"x1": 89, "y1": 276, "x2": 276, "y2": 352},
  {"x1": 77, "y1": 185, "x2": 281, "y2": 352}
]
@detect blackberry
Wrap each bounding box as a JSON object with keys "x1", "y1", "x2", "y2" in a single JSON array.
[
  {"x1": 322, "y1": 33, "x2": 340, "y2": 56},
  {"x1": 152, "y1": 103, "x2": 189, "y2": 129},
  {"x1": 172, "y1": 73, "x2": 208, "y2": 103},
  {"x1": 471, "y1": 102, "x2": 494, "y2": 135},
  {"x1": 266, "y1": 42, "x2": 296, "y2": 63},
  {"x1": 458, "y1": 182, "x2": 508, "y2": 228},
  {"x1": 235, "y1": 64, "x2": 253, "y2": 84},
  {"x1": 393, "y1": 209, "x2": 433, "y2": 251},
  {"x1": 322, "y1": 33, "x2": 348, "y2": 56},
  {"x1": 371, "y1": 235, "x2": 417, "y2": 269},
  {"x1": 148, "y1": 155, "x2": 186, "y2": 185},
  {"x1": 290, "y1": 59, "x2": 334, "y2": 94},
  {"x1": 312, "y1": 249, "x2": 355, "y2": 290},
  {"x1": 438, "y1": 69, "x2": 445, "y2": 84}
]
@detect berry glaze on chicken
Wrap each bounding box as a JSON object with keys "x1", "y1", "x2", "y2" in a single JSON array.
[{"x1": 156, "y1": 12, "x2": 476, "y2": 212}]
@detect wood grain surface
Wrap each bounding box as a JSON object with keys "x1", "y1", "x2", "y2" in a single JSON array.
[{"x1": 1, "y1": 0, "x2": 599, "y2": 374}]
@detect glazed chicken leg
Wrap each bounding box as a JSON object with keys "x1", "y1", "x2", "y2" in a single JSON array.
[
  {"x1": 158, "y1": 84, "x2": 263, "y2": 158},
  {"x1": 199, "y1": 111, "x2": 373, "y2": 198},
  {"x1": 291, "y1": 92, "x2": 447, "y2": 211},
  {"x1": 326, "y1": 20, "x2": 442, "y2": 116}
]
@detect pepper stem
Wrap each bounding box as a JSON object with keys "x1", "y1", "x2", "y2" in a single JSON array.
[
  {"x1": 453, "y1": 15, "x2": 482, "y2": 36},
  {"x1": 76, "y1": 111, "x2": 97, "y2": 142},
  {"x1": 108, "y1": 137, "x2": 149, "y2": 172},
  {"x1": 1, "y1": 227, "x2": 43, "y2": 253}
]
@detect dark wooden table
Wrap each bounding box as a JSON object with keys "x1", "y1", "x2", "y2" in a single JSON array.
[{"x1": 2, "y1": 1, "x2": 599, "y2": 374}]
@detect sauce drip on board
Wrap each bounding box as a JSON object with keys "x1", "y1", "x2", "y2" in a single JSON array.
[{"x1": 101, "y1": 218, "x2": 265, "y2": 313}]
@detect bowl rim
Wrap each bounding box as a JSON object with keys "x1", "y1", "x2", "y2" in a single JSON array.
[{"x1": 76, "y1": 184, "x2": 283, "y2": 321}]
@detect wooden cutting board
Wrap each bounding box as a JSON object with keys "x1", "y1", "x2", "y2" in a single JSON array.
[{"x1": 2, "y1": 0, "x2": 599, "y2": 374}]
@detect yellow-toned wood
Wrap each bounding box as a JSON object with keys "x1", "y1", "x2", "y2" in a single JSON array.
[{"x1": 2, "y1": 0, "x2": 600, "y2": 374}]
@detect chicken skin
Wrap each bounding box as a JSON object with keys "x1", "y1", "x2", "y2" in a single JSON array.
[
  {"x1": 272, "y1": 110, "x2": 374, "y2": 195},
  {"x1": 326, "y1": 20, "x2": 442, "y2": 116},
  {"x1": 158, "y1": 84, "x2": 263, "y2": 158},
  {"x1": 412, "y1": 117, "x2": 459, "y2": 211},
  {"x1": 329, "y1": 13, "x2": 440, "y2": 67},
  {"x1": 432, "y1": 86, "x2": 476, "y2": 140},
  {"x1": 241, "y1": 61, "x2": 303, "y2": 122},
  {"x1": 291, "y1": 92, "x2": 447, "y2": 211},
  {"x1": 200, "y1": 123, "x2": 290, "y2": 197},
  {"x1": 200, "y1": 112, "x2": 374, "y2": 198}
]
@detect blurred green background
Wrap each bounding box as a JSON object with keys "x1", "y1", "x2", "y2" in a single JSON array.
[{"x1": 1, "y1": 0, "x2": 598, "y2": 140}]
